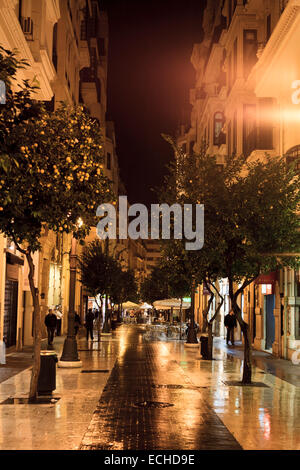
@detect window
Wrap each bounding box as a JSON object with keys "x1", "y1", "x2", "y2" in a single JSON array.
[
  {"x1": 98, "y1": 38, "x2": 106, "y2": 56},
  {"x1": 80, "y1": 20, "x2": 87, "y2": 40},
  {"x1": 233, "y1": 38, "x2": 237, "y2": 85},
  {"x1": 243, "y1": 30, "x2": 257, "y2": 78},
  {"x1": 107, "y1": 153, "x2": 111, "y2": 170},
  {"x1": 213, "y1": 112, "x2": 225, "y2": 146},
  {"x1": 243, "y1": 104, "x2": 256, "y2": 157},
  {"x1": 228, "y1": 53, "x2": 232, "y2": 91},
  {"x1": 233, "y1": 111, "x2": 237, "y2": 155},
  {"x1": 227, "y1": 121, "x2": 232, "y2": 157},
  {"x1": 285, "y1": 146, "x2": 300, "y2": 173},
  {"x1": 228, "y1": 0, "x2": 232, "y2": 26},
  {"x1": 52, "y1": 23, "x2": 58, "y2": 71},
  {"x1": 266, "y1": 14, "x2": 271, "y2": 41},
  {"x1": 20, "y1": 16, "x2": 33, "y2": 40},
  {"x1": 258, "y1": 98, "x2": 273, "y2": 149},
  {"x1": 189, "y1": 140, "x2": 195, "y2": 154}
]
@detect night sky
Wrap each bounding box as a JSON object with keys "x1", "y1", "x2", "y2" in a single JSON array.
[{"x1": 104, "y1": 0, "x2": 205, "y2": 207}]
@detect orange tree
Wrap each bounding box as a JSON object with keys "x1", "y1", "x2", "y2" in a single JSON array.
[
  {"x1": 161, "y1": 136, "x2": 300, "y2": 382},
  {"x1": 0, "y1": 46, "x2": 114, "y2": 399}
]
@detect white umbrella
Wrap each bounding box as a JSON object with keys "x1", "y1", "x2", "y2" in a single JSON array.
[
  {"x1": 122, "y1": 301, "x2": 140, "y2": 309},
  {"x1": 139, "y1": 302, "x2": 152, "y2": 309},
  {"x1": 153, "y1": 298, "x2": 191, "y2": 310}
]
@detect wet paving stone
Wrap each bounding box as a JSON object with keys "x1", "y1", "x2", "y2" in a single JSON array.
[{"x1": 79, "y1": 327, "x2": 242, "y2": 450}]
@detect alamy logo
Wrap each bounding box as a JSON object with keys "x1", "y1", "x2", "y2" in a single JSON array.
[
  {"x1": 0, "y1": 80, "x2": 6, "y2": 104},
  {"x1": 96, "y1": 196, "x2": 204, "y2": 250}
]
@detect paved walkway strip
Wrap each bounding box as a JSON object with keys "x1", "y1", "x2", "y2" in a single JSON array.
[{"x1": 80, "y1": 327, "x2": 241, "y2": 450}]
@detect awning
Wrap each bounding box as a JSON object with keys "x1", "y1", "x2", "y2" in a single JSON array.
[{"x1": 255, "y1": 271, "x2": 277, "y2": 285}]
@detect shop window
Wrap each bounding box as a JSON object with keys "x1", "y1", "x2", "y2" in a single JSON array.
[
  {"x1": 213, "y1": 112, "x2": 225, "y2": 146},
  {"x1": 243, "y1": 30, "x2": 257, "y2": 79}
]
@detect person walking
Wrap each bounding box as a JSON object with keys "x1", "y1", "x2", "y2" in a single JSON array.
[
  {"x1": 74, "y1": 312, "x2": 81, "y2": 336},
  {"x1": 85, "y1": 308, "x2": 94, "y2": 341},
  {"x1": 224, "y1": 309, "x2": 237, "y2": 346},
  {"x1": 45, "y1": 308, "x2": 57, "y2": 346},
  {"x1": 54, "y1": 305, "x2": 63, "y2": 336}
]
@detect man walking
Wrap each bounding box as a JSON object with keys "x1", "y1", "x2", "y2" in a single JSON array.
[
  {"x1": 85, "y1": 308, "x2": 94, "y2": 341},
  {"x1": 54, "y1": 305, "x2": 63, "y2": 336},
  {"x1": 224, "y1": 309, "x2": 237, "y2": 346},
  {"x1": 45, "y1": 308, "x2": 57, "y2": 346}
]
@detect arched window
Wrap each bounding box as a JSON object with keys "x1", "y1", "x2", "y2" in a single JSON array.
[{"x1": 213, "y1": 112, "x2": 225, "y2": 146}]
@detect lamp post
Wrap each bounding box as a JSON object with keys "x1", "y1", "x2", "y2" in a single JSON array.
[{"x1": 58, "y1": 236, "x2": 82, "y2": 367}]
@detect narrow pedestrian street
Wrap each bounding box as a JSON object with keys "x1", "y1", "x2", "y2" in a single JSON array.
[{"x1": 0, "y1": 325, "x2": 300, "y2": 450}]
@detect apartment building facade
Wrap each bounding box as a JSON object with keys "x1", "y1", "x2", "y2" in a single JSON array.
[
  {"x1": 179, "y1": 0, "x2": 300, "y2": 360},
  {"x1": 0, "y1": 0, "x2": 121, "y2": 349}
]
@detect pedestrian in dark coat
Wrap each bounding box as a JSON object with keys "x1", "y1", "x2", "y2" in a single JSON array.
[
  {"x1": 45, "y1": 309, "x2": 57, "y2": 345},
  {"x1": 224, "y1": 310, "x2": 237, "y2": 346},
  {"x1": 85, "y1": 309, "x2": 94, "y2": 340}
]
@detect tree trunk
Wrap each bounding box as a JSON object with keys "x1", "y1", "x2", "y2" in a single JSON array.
[
  {"x1": 27, "y1": 251, "x2": 41, "y2": 400},
  {"x1": 117, "y1": 303, "x2": 122, "y2": 323},
  {"x1": 102, "y1": 294, "x2": 111, "y2": 333},
  {"x1": 186, "y1": 280, "x2": 198, "y2": 343},
  {"x1": 207, "y1": 322, "x2": 213, "y2": 360},
  {"x1": 94, "y1": 297, "x2": 102, "y2": 342},
  {"x1": 202, "y1": 311, "x2": 208, "y2": 333},
  {"x1": 231, "y1": 296, "x2": 252, "y2": 383}
]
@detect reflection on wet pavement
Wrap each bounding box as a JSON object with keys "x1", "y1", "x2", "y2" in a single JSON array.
[
  {"x1": 0, "y1": 325, "x2": 300, "y2": 450},
  {"x1": 80, "y1": 326, "x2": 241, "y2": 450}
]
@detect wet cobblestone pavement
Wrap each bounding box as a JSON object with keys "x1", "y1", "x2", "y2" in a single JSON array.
[
  {"x1": 80, "y1": 326, "x2": 241, "y2": 450},
  {"x1": 1, "y1": 324, "x2": 300, "y2": 449}
]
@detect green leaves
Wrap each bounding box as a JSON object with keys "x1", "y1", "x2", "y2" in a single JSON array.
[
  {"x1": 159, "y1": 138, "x2": 300, "y2": 291},
  {"x1": 0, "y1": 45, "x2": 115, "y2": 254}
]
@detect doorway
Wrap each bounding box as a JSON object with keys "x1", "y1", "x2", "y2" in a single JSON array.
[
  {"x1": 265, "y1": 294, "x2": 275, "y2": 351},
  {"x1": 3, "y1": 280, "x2": 18, "y2": 348}
]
